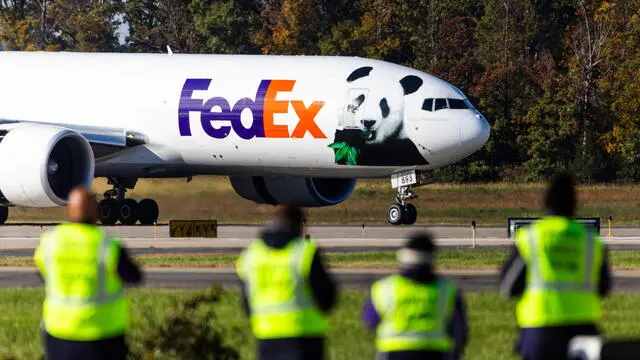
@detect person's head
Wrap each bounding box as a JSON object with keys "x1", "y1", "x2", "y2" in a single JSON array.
[
  {"x1": 66, "y1": 187, "x2": 99, "y2": 224},
  {"x1": 274, "y1": 205, "x2": 306, "y2": 237},
  {"x1": 397, "y1": 232, "x2": 436, "y2": 267},
  {"x1": 545, "y1": 173, "x2": 576, "y2": 217}
]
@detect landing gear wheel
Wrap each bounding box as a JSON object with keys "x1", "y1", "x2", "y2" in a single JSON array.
[
  {"x1": 387, "y1": 204, "x2": 404, "y2": 226},
  {"x1": 0, "y1": 206, "x2": 8, "y2": 225},
  {"x1": 402, "y1": 203, "x2": 417, "y2": 225},
  {"x1": 99, "y1": 198, "x2": 119, "y2": 225},
  {"x1": 118, "y1": 199, "x2": 139, "y2": 225},
  {"x1": 138, "y1": 199, "x2": 159, "y2": 225}
]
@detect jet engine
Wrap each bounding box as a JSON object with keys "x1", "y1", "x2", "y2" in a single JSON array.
[
  {"x1": 230, "y1": 176, "x2": 356, "y2": 207},
  {"x1": 0, "y1": 125, "x2": 95, "y2": 207}
]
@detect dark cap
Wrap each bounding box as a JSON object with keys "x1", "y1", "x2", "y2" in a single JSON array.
[
  {"x1": 545, "y1": 173, "x2": 576, "y2": 217},
  {"x1": 275, "y1": 205, "x2": 306, "y2": 232},
  {"x1": 405, "y1": 232, "x2": 436, "y2": 254}
]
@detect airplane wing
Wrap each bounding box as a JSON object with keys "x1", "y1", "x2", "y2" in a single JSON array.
[{"x1": 0, "y1": 119, "x2": 147, "y2": 158}]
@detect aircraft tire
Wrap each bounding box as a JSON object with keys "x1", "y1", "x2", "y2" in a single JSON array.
[
  {"x1": 138, "y1": 199, "x2": 159, "y2": 225},
  {"x1": 402, "y1": 203, "x2": 417, "y2": 225},
  {"x1": 118, "y1": 199, "x2": 139, "y2": 225},
  {"x1": 99, "y1": 198, "x2": 119, "y2": 225},
  {"x1": 0, "y1": 206, "x2": 8, "y2": 225},
  {"x1": 387, "y1": 204, "x2": 404, "y2": 226}
]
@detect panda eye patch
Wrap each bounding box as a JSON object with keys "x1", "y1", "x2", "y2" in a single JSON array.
[
  {"x1": 380, "y1": 98, "x2": 390, "y2": 118},
  {"x1": 355, "y1": 94, "x2": 365, "y2": 105}
]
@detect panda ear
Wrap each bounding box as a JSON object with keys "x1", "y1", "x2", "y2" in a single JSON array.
[
  {"x1": 347, "y1": 66, "x2": 373, "y2": 82},
  {"x1": 400, "y1": 75, "x2": 423, "y2": 95}
]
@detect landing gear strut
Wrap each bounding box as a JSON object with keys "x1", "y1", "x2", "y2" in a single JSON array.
[
  {"x1": 98, "y1": 178, "x2": 159, "y2": 225},
  {"x1": 387, "y1": 170, "x2": 434, "y2": 226}
]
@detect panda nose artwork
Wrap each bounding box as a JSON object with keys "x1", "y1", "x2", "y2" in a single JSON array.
[{"x1": 362, "y1": 120, "x2": 376, "y2": 129}]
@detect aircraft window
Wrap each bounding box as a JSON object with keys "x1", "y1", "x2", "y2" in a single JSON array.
[
  {"x1": 448, "y1": 99, "x2": 468, "y2": 109},
  {"x1": 435, "y1": 98, "x2": 448, "y2": 111},
  {"x1": 422, "y1": 98, "x2": 433, "y2": 111}
]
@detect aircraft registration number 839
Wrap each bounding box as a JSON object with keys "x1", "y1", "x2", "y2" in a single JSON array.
[{"x1": 391, "y1": 170, "x2": 417, "y2": 189}]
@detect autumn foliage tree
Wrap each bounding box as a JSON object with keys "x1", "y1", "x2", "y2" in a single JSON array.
[{"x1": 0, "y1": 0, "x2": 637, "y2": 182}]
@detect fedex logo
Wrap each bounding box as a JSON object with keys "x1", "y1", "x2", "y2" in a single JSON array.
[{"x1": 178, "y1": 79, "x2": 326, "y2": 139}]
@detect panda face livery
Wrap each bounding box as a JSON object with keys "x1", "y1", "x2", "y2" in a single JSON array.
[
  {"x1": 330, "y1": 64, "x2": 490, "y2": 167},
  {"x1": 345, "y1": 66, "x2": 423, "y2": 145}
]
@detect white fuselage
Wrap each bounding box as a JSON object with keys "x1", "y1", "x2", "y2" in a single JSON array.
[{"x1": 0, "y1": 52, "x2": 490, "y2": 179}]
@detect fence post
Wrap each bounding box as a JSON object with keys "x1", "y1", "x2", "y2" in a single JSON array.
[{"x1": 471, "y1": 220, "x2": 477, "y2": 248}]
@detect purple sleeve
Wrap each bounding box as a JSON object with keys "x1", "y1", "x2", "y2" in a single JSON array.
[
  {"x1": 362, "y1": 296, "x2": 381, "y2": 330},
  {"x1": 117, "y1": 247, "x2": 142, "y2": 284},
  {"x1": 449, "y1": 290, "x2": 468, "y2": 360}
]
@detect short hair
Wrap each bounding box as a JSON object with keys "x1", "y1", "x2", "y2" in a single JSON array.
[
  {"x1": 405, "y1": 232, "x2": 436, "y2": 254},
  {"x1": 545, "y1": 173, "x2": 576, "y2": 217},
  {"x1": 276, "y1": 205, "x2": 305, "y2": 230}
]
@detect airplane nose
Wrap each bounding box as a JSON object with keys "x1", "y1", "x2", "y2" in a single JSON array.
[{"x1": 460, "y1": 113, "x2": 490, "y2": 152}]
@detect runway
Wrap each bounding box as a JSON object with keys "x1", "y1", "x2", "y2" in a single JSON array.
[
  {"x1": 2, "y1": 224, "x2": 640, "y2": 240},
  {"x1": 3, "y1": 267, "x2": 640, "y2": 291},
  {"x1": 0, "y1": 225, "x2": 639, "y2": 252}
]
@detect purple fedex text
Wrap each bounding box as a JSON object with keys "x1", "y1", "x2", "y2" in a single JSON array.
[{"x1": 178, "y1": 79, "x2": 270, "y2": 140}]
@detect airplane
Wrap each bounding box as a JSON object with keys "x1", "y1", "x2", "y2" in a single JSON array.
[{"x1": 0, "y1": 51, "x2": 490, "y2": 226}]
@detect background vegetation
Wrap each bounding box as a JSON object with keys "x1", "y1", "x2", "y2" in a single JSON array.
[
  {"x1": 0, "y1": 0, "x2": 638, "y2": 183},
  {"x1": 9, "y1": 177, "x2": 640, "y2": 225}
]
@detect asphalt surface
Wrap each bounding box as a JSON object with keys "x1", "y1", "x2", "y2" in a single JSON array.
[
  {"x1": 1, "y1": 224, "x2": 640, "y2": 240},
  {"x1": 1, "y1": 225, "x2": 640, "y2": 251},
  {"x1": 0, "y1": 225, "x2": 639, "y2": 291},
  {"x1": 0, "y1": 268, "x2": 497, "y2": 290},
  {"x1": 3, "y1": 267, "x2": 640, "y2": 292}
]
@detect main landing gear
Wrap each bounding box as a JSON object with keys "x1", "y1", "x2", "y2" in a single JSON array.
[
  {"x1": 98, "y1": 178, "x2": 159, "y2": 225},
  {"x1": 386, "y1": 170, "x2": 434, "y2": 226}
]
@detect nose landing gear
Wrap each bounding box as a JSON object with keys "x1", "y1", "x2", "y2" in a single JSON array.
[
  {"x1": 386, "y1": 170, "x2": 434, "y2": 226},
  {"x1": 98, "y1": 177, "x2": 160, "y2": 225},
  {"x1": 387, "y1": 186, "x2": 418, "y2": 225}
]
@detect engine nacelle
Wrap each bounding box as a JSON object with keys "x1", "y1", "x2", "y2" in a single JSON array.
[
  {"x1": 0, "y1": 125, "x2": 95, "y2": 207},
  {"x1": 230, "y1": 176, "x2": 356, "y2": 207}
]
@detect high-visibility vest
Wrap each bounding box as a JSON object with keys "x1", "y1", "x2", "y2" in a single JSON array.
[
  {"x1": 33, "y1": 223, "x2": 128, "y2": 341},
  {"x1": 371, "y1": 274, "x2": 456, "y2": 353},
  {"x1": 236, "y1": 238, "x2": 328, "y2": 339},
  {"x1": 515, "y1": 216, "x2": 603, "y2": 328}
]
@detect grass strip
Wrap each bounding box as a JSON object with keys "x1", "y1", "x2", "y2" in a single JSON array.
[
  {"x1": 9, "y1": 177, "x2": 640, "y2": 225},
  {"x1": 2, "y1": 249, "x2": 640, "y2": 269},
  {"x1": 0, "y1": 289, "x2": 638, "y2": 359}
]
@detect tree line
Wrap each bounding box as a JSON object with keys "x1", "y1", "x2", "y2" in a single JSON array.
[{"x1": 0, "y1": 0, "x2": 638, "y2": 182}]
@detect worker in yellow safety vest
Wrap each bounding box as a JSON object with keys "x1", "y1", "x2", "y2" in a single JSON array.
[
  {"x1": 363, "y1": 232, "x2": 468, "y2": 360},
  {"x1": 499, "y1": 174, "x2": 612, "y2": 360},
  {"x1": 34, "y1": 187, "x2": 142, "y2": 360},
  {"x1": 236, "y1": 205, "x2": 337, "y2": 360}
]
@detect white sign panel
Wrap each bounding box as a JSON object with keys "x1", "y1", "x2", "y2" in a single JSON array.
[{"x1": 391, "y1": 170, "x2": 417, "y2": 189}]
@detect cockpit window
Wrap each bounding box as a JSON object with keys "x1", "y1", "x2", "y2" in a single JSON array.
[
  {"x1": 422, "y1": 98, "x2": 433, "y2": 111},
  {"x1": 448, "y1": 99, "x2": 468, "y2": 109},
  {"x1": 435, "y1": 98, "x2": 448, "y2": 111}
]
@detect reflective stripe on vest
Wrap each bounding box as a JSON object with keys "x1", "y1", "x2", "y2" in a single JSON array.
[
  {"x1": 373, "y1": 275, "x2": 455, "y2": 353},
  {"x1": 43, "y1": 235, "x2": 124, "y2": 306},
  {"x1": 243, "y1": 240, "x2": 314, "y2": 314},
  {"x1": 377, "y1": 279, "x2": 450, "y2": 341},
  {"x1": 526, "y1": 226, "x2": 595, "y2": 292},
  {"x1": 515, "y1": 219, "x2": 602, "y2": 328},
  {"x1": 241, "y1": 238, "x2": 328, "y2": 339}
]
